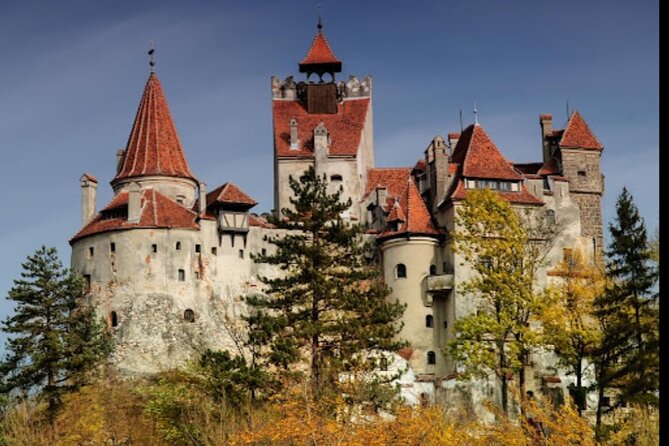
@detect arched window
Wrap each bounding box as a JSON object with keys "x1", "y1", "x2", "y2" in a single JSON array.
[
  {"x1": 184, "y1": 309, "x2": 195, "y2": 323},
  {"x1": 176, "y1": 241, "x2": 181, "y2": 251},
  {"x1": 429, "y1": 264, "x2": 437, "y2": 275},
  {"x1": 110, "y1": 311, "x2": 118, "y2": 328},
  {"x1": 396, "y1": 263, "x2": 407, "y2": 279},
  {"x1": 426, "y1": 314, "x2": 434, "y2": 328},
  {"x1": 427, "y1": 351, "x2": 436, "y2": 365}
]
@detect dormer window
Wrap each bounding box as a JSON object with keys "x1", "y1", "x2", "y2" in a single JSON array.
[{"x1": 474, "y1": 180, "x2": 516, "y2": 191}]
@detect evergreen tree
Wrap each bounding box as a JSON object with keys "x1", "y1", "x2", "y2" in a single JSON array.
[
  {"x1": 448, "y1": 189, "x2": 555, "y2": 415},
  {"x1": 594, "y1": 188, "x2": 659, "y2": 428},
  {"x1": 245, "y1": 166, "x2": 406, "y2": 395},
  {"x1": 0, "y1": 246, "x2": 111, "y2": 419}
]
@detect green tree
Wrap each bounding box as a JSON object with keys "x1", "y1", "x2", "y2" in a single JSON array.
[
  {"x1": 541, "y1": 249, "x2": 605, "y2": 415},
  {"x1": 0, "y1": 246, "x2": 111, "y2": 420},
  {"x1": 245, "y1": 166, "x2": 406, "y2": 395},
  {"x1": 593, "y1": 188, "x2": 659, "y2": 430},
  {"x1": 448, "y1": 189, "x2": 555, "y2": 415}
]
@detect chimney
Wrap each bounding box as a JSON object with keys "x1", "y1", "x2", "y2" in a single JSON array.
[
  {"x1": 447, "y1": 132, "x2": 460, "y2": 158},
  {"x1": 116, "y1": 149, "x2": 125, "y2": 173},
  {"x1": 432, "y1": 136, "x2": 448, "y2": 212},
  {"x1": 80, "y1": 173, "x2": 98, "y2": 227},
  {"x1": 540, "y1": 114, "x2": 553, "y2": 163},
  {"x1": 376, "y1": 188, "x2": 388, "y2": 207},
  {"x1": 290, "y1": 118, "x2": 298, "y2": 149},
  {"x1": 127, "y1": 182, "x2": 141, "y2": 223},
  {"x1": 199, "y1": 182, "x2": 207, "y2": 215},
  {"x1": 314, "y1": 122, "x2": 329, "y2": 178}
]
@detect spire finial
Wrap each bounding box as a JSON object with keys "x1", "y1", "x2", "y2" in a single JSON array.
[
  {"x1": 473, "y1": 102, "x2": 479, "y2": 125},
  {"x1": 148, "y1": 41, "x2": 156, "y2": 74},
  {"x1": 317, "y1": 4, "x2": 323, "y2": 30}
]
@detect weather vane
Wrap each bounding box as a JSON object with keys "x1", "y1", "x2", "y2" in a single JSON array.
[
  {"x1": 148, "y1": 41, "x2": 156, "y2": 73},
  {"x1": 317, "y1": 3, "x2": 323, "y2": 30}
]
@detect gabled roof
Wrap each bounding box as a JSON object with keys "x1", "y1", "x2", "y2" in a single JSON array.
[
  {"x1": 363, "y1": 167, "x2": 412, "y2": 201},
  {"x1": 71, "y1": 189, "x2": 199, "y2": 243},
  {"x1": 206, "y1": 182, "x2": 257, "y2": 208},
  {"x1": 559, "y1": 111, "x2": 603, "y2": 150},
  {"x1": 299, "y1": 30, "x2": 342, "y2": 72},
  {"x1": 378, "y1": 178, "x2": 439, "y2": 239},
  {"x1": 273, "y1": 98, "x2": 370, "y2": 158},
  {"x1": 451, "y1": 124, "x2": 523, "y2": 181},
  {"x1": 113, "y1": 73, "x2": 196, "y2": 183}
]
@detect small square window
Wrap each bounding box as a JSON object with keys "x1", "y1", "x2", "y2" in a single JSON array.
[
  {"x1": 578, "y1": 170, "x2": 587, "y2": 177},
  {"x1": 211, "y1": 247, "x2": 217, "y2": 255},
  {"x1": 239, "y1": 249, "x2": 244, "y2": 259},
  {"x1": 195, "y1": 244, "x2": 201, "y2": 253},
  {"x1": 152, "y1": 244, "x2": 158, "y2": 253},
  {"x1": 178, "y1": 269, "x2": 185, "y2": 281},
  {"x1": 110, "y1": 242, "x2": 116, "y2": 253}
]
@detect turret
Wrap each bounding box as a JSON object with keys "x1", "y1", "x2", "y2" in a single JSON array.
[{"x1": 80, "y1": 173, "x2": 98, "y2": 227}]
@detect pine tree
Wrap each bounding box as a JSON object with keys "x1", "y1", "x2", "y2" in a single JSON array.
[
  {"x1": 245, "y1": 166, "x2": 406, "y2": 395},
  {"x1": 448, "y1": 189, "x2": 555, "y2": 415},
  {"x1": 0, "y1": 246, "x2": 111, "y2": 419},
  {"x1": 593, "y1": 188, "x2": 658, "y2": 429}
]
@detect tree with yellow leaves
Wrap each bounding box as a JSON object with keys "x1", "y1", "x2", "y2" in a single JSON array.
[
  {"x1": 541, "y1": 248, "x2": 606, "y2": 415},
  {"x1": 448, "y1": 188, "x2": 556, "y2": 415}
]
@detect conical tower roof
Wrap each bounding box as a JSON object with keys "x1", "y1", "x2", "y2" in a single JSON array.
[
  {"x1": 559, "y1": 111, "x2": 603, "y2": 150},
  {"x1": 299, "y1": 25, "x2": 342, "y2": 77},
  {"x1": 113, "y1": 73, "x2": 196, "y2": 183}
]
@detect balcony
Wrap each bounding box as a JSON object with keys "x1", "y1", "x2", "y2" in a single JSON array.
[{"x1": 426, "y1": 274, "x2": 454, "y2": 292}]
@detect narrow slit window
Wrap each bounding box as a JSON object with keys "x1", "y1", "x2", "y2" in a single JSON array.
[
  {"x1": 110, "y1": 311, "x2": 118, "y2": 328},
  {"x1": 239, "y1": 249, "x2": 244, "y2": 259},
  {"x1": 89, "y1": 247, "x2": 94, "y2": 258},
  {"x1": 426, "y1": 315, "x2": 434, "y2": 328},
  {"x1": 176, "y1": 241, "x2": 181, "y2": 251},
  {"x1": 152, "y1": 244, "x2": 157, "y2": 253},
  {"x1": 195, "y1": 244, "x2": 201, "y2": 253},
  {"x1": 178, "y1": 269, "x2": 185, "y2": 281},
  {"x1": 110, "y1": 242, "x2": 116, "y2": 253}
]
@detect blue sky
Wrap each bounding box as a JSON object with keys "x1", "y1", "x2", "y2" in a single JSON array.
[{"x1": 0, "y1": 0, "x2": 658, "y2": 346}]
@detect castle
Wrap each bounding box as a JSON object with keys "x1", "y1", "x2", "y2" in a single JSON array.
[{"x1": 70, "y1": 23, "x2": 604, "y2": 407}]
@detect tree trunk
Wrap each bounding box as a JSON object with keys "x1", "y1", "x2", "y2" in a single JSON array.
[
  {"x1": 576, "y1": 357, "x2": 583, "y2": 416},
  {"x1": 499, "y1": 348, "x2": 509, "y2": 416}
]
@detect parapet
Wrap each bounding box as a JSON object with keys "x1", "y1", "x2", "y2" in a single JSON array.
[{"x1": 271, "y1": 74, "x2": 372, "y2": 100}]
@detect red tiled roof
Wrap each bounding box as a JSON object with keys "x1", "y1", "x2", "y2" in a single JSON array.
[
  {"x1": 363, "y1": 167, "x2": 412, "y2": 200},
  {"x1": 559, "y1": 111, "x2": 603, "y2": 150},
  {"x1": 300, "y1": 31, "x2": 341, "y2": 66},
  {"x1": 448, "y1": 132, "x2": 461, "y2": 139},
  {"x1": 207, "y1": 182, "x2": 257, "y2": 208},
  {"x1": 249, "y1": 214, "x2": 276, "y2": 228},
  {"x1": 81, "y1": 173, "x2": 98, "y2": 183},
  {"x1": 378, "y1": 178, "x2": 439, "y2": 239},
  {"x1": 448, "y1": 178, "x2": 544, "y2": 206},
  {"x1": 114, "y1": 73, "x2": 196, "y2": 183},
  {"x1": 538, "y1": 158, "x2": 560, "y2": 175},
  {"x1": 413, "y1": 159, "x2": 426, "y2": 172},
  {"x1": 273, "y1": 98, "x2": 370, "y2": 158},
  {"x1": 71, "y1": 189, "x2": 199, "y2": 242},
  {"x1": 386, "y1": 202, "x2": 406, "y2": 223},
  {"x1": 451, "y1": 124, "x2": 523, "y2": 181}
]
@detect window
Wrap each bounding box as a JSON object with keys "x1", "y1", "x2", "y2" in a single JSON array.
[
  {"x1": 426, "y1": 315, "x2": 434, "y2": 328},
  {"x1": 178, "y1": 269, "x2": 185, "y2": 281},
  {"x1": 261, "y1": 248, "x2": 267, "y2": 256},
  {"x1": 546, "y1": 209, "x2": 556, "y2": 225},
  {"x1": 194, "y1": 271, "x2": 200, "y2": 280},
  {"x1": 427, "y1": 351, "x2": 436, "y2": 365},
  {"x1": 443, "y1": 320, "x2": 448, "y2": 329},
  {"x1": 195, "y1": 244, "x2": 201, "y2": 253},
  {"x1": 211, "y1": 247, "x2": 217, "y2": 255},
  {"x1": 577, "y1": 170, "x2": 587, "y2": 177},
  {"x1": 396, "y1": 264, "x2": 407, "y2": 279},
  {"x1": 152, "y1": 244, "x2": 157, "y2": 253},
  {"x1": 88, "y1": 247, "x2": 94, "y2": 258},
  {"x1": 429, "y1": 264, "x2": 437, "y2": 275},
  {"x1": 239, "y1": 249, "x2": 244, "y2": 259},
  {"x1": 176, "y1": 195, "x2": 185, "y2": 205},
  {"x1": 475, "y1": 180, "x2": 514, "y2": 191},
  {"x1": 84, "y1": 274, "x2": 91, "y2": 293},
  {"x1": 176, "y1": 241, "x2": 181, "y2": 251},
  {"x1": 184, "y1": 309, "x2": 195, "y2": 323},
  {"x1": 110, "y1": 242, "x2": 116, "y2": 253},
  {"x1": 330, "y1": 174, "x2": 343, "y2": 182},
  {"x1": 110, "y1": 311, "x2": 118, "y2": 328}
]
